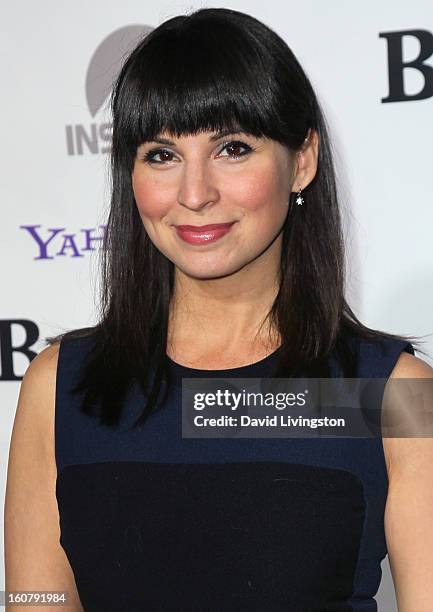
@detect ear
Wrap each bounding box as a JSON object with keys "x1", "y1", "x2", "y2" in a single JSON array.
[{"x1": 291, "y1": 128, "x2": 319, "y2": 192}]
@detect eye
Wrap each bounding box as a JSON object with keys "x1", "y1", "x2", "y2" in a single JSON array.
[
  {"x1": 140, "y1": 139, "x2": 254, "y2": 165},
  {"x1": 142, "y1": 148, "x2": 177, "y2": 165},
  {"x1": 218, "y1": 140, "x2": 253, "y2": 159}
]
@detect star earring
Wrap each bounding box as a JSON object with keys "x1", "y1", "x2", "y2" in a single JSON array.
[{"x1": 295, "y1": 185, "x2": 304, "y2": 206}]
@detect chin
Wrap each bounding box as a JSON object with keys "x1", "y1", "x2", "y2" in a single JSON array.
[{"x1": 176, "y1": 261, "x2": 242, "y2": 280}]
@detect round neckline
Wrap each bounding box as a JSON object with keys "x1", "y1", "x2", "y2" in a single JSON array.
[{"x1": 165, "y1": 345, "x2": 282, "y2": 386}]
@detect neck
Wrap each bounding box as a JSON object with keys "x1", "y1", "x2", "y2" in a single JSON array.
[{"x1": 167, "y1": 253, "x2": 281, "y2": 355}]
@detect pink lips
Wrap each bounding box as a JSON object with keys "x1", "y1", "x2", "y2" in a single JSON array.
[{"x1": 173, "y1": 222, "x2": 236, "y2": 244}]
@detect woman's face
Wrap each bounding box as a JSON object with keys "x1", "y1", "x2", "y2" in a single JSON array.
[{"x1": 132, "y1": 129, "x2": 296, "y2": 279}]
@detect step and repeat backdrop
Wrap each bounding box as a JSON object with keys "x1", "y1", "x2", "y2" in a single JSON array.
[{"x1": 1, "y1": 1, "x2": 432, "y2": 608}]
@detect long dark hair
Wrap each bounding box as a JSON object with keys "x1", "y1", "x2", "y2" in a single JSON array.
[{"x1": 46, "y1": 7, "x2": 426, "y2": 428}]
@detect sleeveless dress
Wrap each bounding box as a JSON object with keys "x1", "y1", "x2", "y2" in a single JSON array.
[{"x1": 55, "y1": 332, "x2": 414, "y2": 612}]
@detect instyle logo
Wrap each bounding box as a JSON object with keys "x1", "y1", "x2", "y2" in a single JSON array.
[
  {"x1": 380, "y1": 29, "x2": 433, "y2": 102},
  {"x1": 19, "y1": 225, "x2": 106, "y2": 260},
  {"x1": 65, "y1": 25, "x2": 153, "y2": 156}
]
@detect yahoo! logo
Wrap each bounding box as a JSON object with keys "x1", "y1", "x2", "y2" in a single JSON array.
[
  {"x1": 380, "y1": 29, "x2": 433, "y2": 102},
  {"x1": 66, "y1": 24, "x2": 153, "y2": 156},
  {"x1": 19, "y1": 225, "x2": 106, "y2": 260}
]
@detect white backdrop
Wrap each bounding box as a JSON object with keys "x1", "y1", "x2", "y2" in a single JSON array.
[{"x1": 1, "y1": 1, "x2": 432, "y2": 609}]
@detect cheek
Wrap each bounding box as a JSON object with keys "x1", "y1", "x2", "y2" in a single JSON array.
[
  {"x1": 234, "y1": 166, "x2": 288, "y2": 214},
  {"x1": 132, "y1": 171, "x2": 171, "y2": 220}
]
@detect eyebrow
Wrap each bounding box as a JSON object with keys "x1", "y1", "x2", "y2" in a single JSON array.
[{"x1": 142, "y1": 129, "x2": 250, "y2": 146}]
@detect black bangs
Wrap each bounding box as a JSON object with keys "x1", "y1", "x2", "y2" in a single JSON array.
[{"x1": 111, "y1": 9, "x2": 312, "y2": 162}]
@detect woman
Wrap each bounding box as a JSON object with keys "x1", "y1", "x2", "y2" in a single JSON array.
[{"x1": 5, "y1": 7, "x2": 433, "y2": 612}]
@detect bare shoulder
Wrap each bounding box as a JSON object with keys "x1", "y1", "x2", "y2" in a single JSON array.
[
  {"x1": 15, "y1": 342, "x2": 61, "y2": 444},
  {"x1": 20, "y1": 342, "x2": 60, "y2": 393},
  {"x1": 22, "y1": 341, "x2": 61, "y2": 387},
  {"x1": 390, "y1": 351, "x2": 433, "y2": 379},
  {"x1": 7, "y1": 341, "x2": 62, "y2": 492},
  {"x1": 383, "y1": 351, "x2": 433, "y2": 477}
]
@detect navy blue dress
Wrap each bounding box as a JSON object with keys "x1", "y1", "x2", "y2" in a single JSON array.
[{"x1": 55, "y1": 332, "x2": 414, "y2": 611}]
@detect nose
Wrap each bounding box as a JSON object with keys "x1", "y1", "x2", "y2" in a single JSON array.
[{"x1": 177, "y1": 160, "x2": 220, "y2": 210}]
